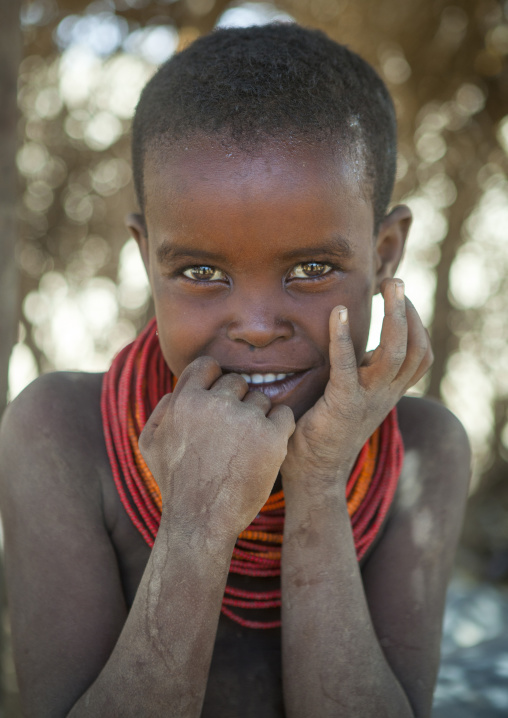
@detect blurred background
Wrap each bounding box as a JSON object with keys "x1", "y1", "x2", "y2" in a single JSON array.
[{"x1": 1, "y1": 0, "x2": 508, "y2": 715}]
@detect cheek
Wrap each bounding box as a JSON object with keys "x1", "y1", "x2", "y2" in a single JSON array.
[
  {"x1": 342, "y1": 275, "x2": 374, "y2": 357},
  {"x1": 157, "y1": 323, "x2": 191, "y2": 376},
  {"x1": 153, "y1": 293, "x2": 217, "y2": 375},
  {"x1": 300, "y1": 279, "x2": 372, "y2": 369}
]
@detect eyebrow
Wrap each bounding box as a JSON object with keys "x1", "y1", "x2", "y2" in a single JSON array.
[
  {"x1": 155, "y1": 235, "x2": 354, "y2": 265},
  {"x1": 281, "y1": 236, "x2": 354, "y2": 260},
  {"x1": 156, "y1": 243, "x2": 225, "y2": 264}
]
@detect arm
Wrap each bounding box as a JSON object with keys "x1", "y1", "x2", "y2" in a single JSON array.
[
  {"x1": 282, "y1": 404, "x2": 469, "y2": 718},
  {"x1": 282, "y1": 484, "x2": 415, "y2": 717},
  {"x1": 280, "y1": 280, "x2": 470, "y2": 717},
  {"x1": 68, "y1": 520, "x2": 235, "y2": 717},
  {"x1": 0, "y1": 362, "x2": 294, "y2": 718},
  {"x1": 0, "y1": 373, "x2": 233, "y2": 718}
]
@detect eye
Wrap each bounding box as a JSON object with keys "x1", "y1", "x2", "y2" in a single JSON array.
[
  {"x1": 182, "y1": 265, "x2": 227, "y2": 282},
  {"x1": 288, "y1": 262, "x2": 333, "y2": 279}
]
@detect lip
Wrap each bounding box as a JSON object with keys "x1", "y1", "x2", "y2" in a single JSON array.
[
  {"x1": 223, "y1": 366, "x2": 311, "y2": 375},
  {"x1": 224, "y1": 367, "x2": 313, "y2": 402}
]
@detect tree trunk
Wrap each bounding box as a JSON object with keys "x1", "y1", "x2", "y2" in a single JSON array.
[
  {"x1": 426, "y1": 176, "x2": 479, "y2": 399},
  {"x1": 0, "y1": 0, "x2": 21, "y2": 420},
  {"x1": 0, "y1": 6, "x2": 21, "y2": 715}
]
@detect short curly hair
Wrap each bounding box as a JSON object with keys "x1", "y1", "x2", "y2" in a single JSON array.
[{"x1": 132, "y1": 23, "x2": 397, "y2": 232}]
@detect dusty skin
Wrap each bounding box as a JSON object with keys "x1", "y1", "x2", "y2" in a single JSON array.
[{"x1": 0, "y1": 142, "x2": 470, "y2": 718}]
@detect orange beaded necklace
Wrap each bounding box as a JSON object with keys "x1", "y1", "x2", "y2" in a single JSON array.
[{"x1": 102, "y1": 319, "x2": 404, "y2": 629}]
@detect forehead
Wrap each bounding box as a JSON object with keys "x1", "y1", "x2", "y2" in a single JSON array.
[{"x1": 143, "y1": 139, "x2": 374, "y2": 253}]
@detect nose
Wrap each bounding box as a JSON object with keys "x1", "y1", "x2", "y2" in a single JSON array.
[{"x1": 226, "y1": 297, "x2": 294, "y2": 348}]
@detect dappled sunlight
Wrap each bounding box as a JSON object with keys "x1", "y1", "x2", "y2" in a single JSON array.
[
  {"x1": 10, "y1": 0, "x2": 301, "y2": 400},
  {"x1": 20, "y1": 269, "x2": 137, "y2": 375},
  {"x1": 217, "y1": 2, "x2": 294, "y2": 28},
  {"x1": 442, "y1": 351, "x2": 494, "y2": 475},
  {"x1": 8, "y1": 341, "x2": 38, "y2": 402},
  {"x1": 7, "y1": 1, "x2": 508, "y2": 498},
  {"x1": 117, "y1": 238, "x2": 150, "y2": 311},
  {"x1": 442, "y1": 176, "x2": 508, "y2": 461},
  {"x1": 123, "y1": 25, "x2": 179, "y2": 64},
  {"x1": 58, "y1": 49, "x2": 155, "y2": 149}
]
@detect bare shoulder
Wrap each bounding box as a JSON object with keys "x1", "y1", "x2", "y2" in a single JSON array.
[
  {"x1": 0, "y1": 369, "x2": 104, "y2": 441},
  {"x1": 396, "y1": 394, "x2": 471, "y2": 515},
  {"x1": 0, "y1": 371, "x2": 106, "y2": 510},
  {"x1": 397, "y1": 394, "x2": 470, "y2": 455},
  {"x1": 0, "y1": 371, "x2": 110, "y2": 571},
  {"x1": 364, "y1": 395, "x2": 471, "y2": 579}
]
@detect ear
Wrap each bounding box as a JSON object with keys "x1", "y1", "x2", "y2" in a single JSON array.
[
  {"x1": 373, "y1": 204, "x2": 412, "y2": 293},
  {"x1": 126, "y1": 213, "x2": 150, "y2": 273}
]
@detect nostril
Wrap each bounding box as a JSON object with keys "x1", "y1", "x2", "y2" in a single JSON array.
[{"x1": 226, "y1": 317, "x2": 293, "y2": 347}]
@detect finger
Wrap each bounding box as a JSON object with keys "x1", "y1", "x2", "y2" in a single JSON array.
[
  {"x1": 209, "y1": 372, "x2": 249, "y2": 399},
  {"x1": 139, "y1": 393, "x2": 172, "y2": 452},
  {"x1": 328, "y1": 305, "x2": 359, "y2": 392},
  {"x1": 393, "y1": 299, "x2": 432, "y2": 388},
  {"x1": 402, "y1": 327, "x2": 434, "y2": 391},
  {"x1": 368, "y1": 279, "x2": 407, "y2": 383},
  {"x1": 243, "y1": 389, "x2": 273, "y2": 414},
  {"x1": 171, "y1": 356, "x2": 222, "y2": 397},
  {"x1": 267, "y1": 404, "x2": 295, "y2": 439},
  {"x1": 361, "y1": 350, "x2": 374, "y2": 367}
]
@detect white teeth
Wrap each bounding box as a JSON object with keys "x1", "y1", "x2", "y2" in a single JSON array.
[{"x1": 240, "y1": 372, "x2": 295, "y2": 384}]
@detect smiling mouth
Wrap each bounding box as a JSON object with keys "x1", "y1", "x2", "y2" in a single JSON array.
[
  {"x1": 224, "y1": 368, "x2": 312, "y2": 401},
  {"x1": 239, "y1": 371, "x2": 295, "y2": 385}
]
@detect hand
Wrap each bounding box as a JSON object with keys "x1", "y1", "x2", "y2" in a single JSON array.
[
  {"x1": 139, "y1": 356, "x2": 295, "y2": 543},
  {"x1": 281, "y1": 279, "x2": 433, "y2": 491}
]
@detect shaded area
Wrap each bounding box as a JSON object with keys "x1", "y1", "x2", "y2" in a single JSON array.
[{"x1": 434, "y1": 579, "x2": 508, "y2": 717}]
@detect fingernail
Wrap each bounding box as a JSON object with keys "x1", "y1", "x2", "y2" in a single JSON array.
[
  {"x1": 338, "y1": 308, "x2": 348, "y2": 324},
  {"x1": 395, "y1": 281, "x2": 405, "y2": 300}
]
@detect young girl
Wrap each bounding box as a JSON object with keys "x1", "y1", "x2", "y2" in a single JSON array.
[{"x1": 0, "y1": 24, "x2": 470, "y2": 718}]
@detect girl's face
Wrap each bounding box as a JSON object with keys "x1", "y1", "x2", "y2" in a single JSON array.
[{"x1": 130, "y1": 140, "x2": 402, "y2": 420}]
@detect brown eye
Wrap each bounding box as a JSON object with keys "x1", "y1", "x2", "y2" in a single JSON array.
[
  {"x1": 289, "y1": 262, "x2": 332, "y2": 279},
  {"x1": 182, "y1": 265, "x2": 226, "y2": 281}
]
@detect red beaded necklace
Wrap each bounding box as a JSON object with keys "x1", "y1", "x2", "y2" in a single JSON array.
[{"x1": 101, "y1": 318, "x2": 404, "y2": 629}]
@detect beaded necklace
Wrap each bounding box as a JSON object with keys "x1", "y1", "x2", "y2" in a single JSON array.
[{"x1": 101, "y1": 318, "x2": 404, "y2": 629}]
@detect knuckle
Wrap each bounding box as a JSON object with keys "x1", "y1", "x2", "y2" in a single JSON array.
[
  {"x1": 379, "y1": 342, "x2": 406, "y2": 367},
  {"x1": 216, "y1": 393, "x2": 235, "y2": 411},
  {"x1": 179, "y1": 388, "x2": 201, "y2": 411},
  {"x1": 225, "y1": 371, "x2": 246, "y2": 385},
  {"x1": 252, "y1": 394, "x2": 272, "y2": 411},
  {"x1": 417, "y1": 339, "x2": 429, "y2": 358},
  {"x1": 280, "y1": 405, "x2": 296, "y2": 429},
  {"x1": 337, "y1": 355, "x2": 358, "y2": 373},
  {"x1": 336, "y1": 331, "x2": 353, "y2": 347},
  {"x1": 157, "y1": 393, "x2": 172, "y2": 411},
  {"x1": 190, "y1": 355, "x2": 220, "y2": 374},
  {"x1": 391, "y1": 348, "x2": 407, "y2": 365}
]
